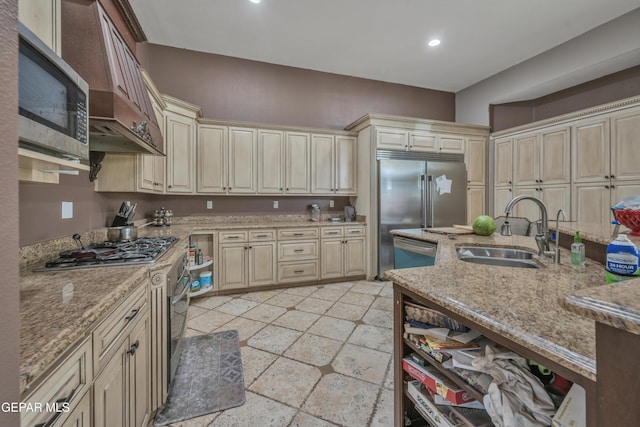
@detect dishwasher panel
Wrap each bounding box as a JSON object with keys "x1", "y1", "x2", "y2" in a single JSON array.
[{"x1": 392, "y1": 236, "x2": 436, "y2": 268}]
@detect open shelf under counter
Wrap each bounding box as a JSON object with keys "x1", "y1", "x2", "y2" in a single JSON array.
[
  {"x1": 189, "y1": 285, "x2": 214, "y2": 298},
  {"x1": 187, "y1": 259, "x2": 213, "y2": 272}
]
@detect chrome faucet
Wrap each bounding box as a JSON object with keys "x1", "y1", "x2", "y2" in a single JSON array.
[
  {"x1": 554, "y1": 209, "x2": 567, "y2": 264},
  {"x1": 503, "y1": 195, "x2": 555, "y2": 258}
]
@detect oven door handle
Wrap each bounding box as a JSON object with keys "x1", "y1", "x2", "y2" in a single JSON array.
[{"x1": 171, "y1": 275, "x2": 191, "y2": 305}]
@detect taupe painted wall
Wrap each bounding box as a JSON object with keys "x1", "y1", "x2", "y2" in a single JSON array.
[
  {"x1": 0, "y1": 0, "x2": 21, "y2": 422},
  {"x1": 490, "y1": 65, "x2": 640, "y2": 131},
  {"x1": 138, "y1": 43, "x2": 456, "y2": 129}
]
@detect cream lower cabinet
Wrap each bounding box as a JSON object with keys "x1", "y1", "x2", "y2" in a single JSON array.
[
  {"x1": 320, "y1": 226, "x2": 366, "y2": 279},
  {"x1": 20, "y1": 337, "x2": 93, "y2": 427},
  {"x1": 218, "y1": 230, "x2": 276, "y2": 289},
  {"x1": 466, "y1": 186, "x2": 485, "y2": 224},
  {"x1": 513, "y1": 185, "x2": 570, "y2": 221},
  {"x1": 277, "y1": 228, "x2": 319, "y2": 283}
]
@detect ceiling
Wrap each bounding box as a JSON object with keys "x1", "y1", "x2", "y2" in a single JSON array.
[{"x1": 129, "y1": 0, "x2": 640, "y2": 95}]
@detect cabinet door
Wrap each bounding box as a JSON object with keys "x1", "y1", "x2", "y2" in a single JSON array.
[
  {"x1": 285, "y1": 132, "x2": 311, "y2": 194},
  {"x1": 228, "y1": 127, "x2": 257, "y2": 193},
  {"x1": 438, "y1": 135, "x2": 465, "y2": 154},
  {"x1": 540, "y1": 185, "x2": 570, "y2": 220},
  {"x1": 60, "y1": 390, "x2": 91, "y2": 427},
  {"x1": 311, "y1": 134, "x2": 335, "y2": 194},
  {"x1": 344, "y1": 238, "x2": 366, "y2": 276},
  {"x1": 335, "y1": 136, "x2": 357, "y2": 195},
  {"x1": 321, "y1": 239, "x2": 344, "y2": 279},
  {"x1": 572, "y1": 183, "x2": 610, "y2": 224},
  {"x1": 138, "y1": 155, "x2": 156, "y2": 192},
  {"x1": 197, "y1": 124, "x2": 228, "y2": 193},
  {"x1": 19, "y1": 0, "x2": 61, "y2": 53},
  {"x1": 513, "y1": 187, "x2": 540, "y2": 221},
  {"x1": 466, "y1": 187, "x2": 485, "y2": 224},
  {"x1": 218, "y1": 243, "x2": 248, "y2": 289},
  {"x1": 165, "y1": 112, "x2": 195, "y2": 193},
  {"x1": 94, "y1": 339, "x2": 127, "y2": 427},
  {"x1": 249, "y1": 242, "x2": 276, "y2": 287},
  {"x1": 513, "y1": 133, "x2": 539, "y2": 186},
  {"x1": 494, "y1": 186, "x2": 513, "y2": 217},
  {"x1": 540, "y1": 126, "x2": 570, "y2": 184},
  {"x1": 611, "y1": 109, "x2": 640, "y2": 181},
  {"x1": 572, "y1": 117, "x2": 610, "y2": 183},
  {"x1": 493, "y1": 137, "x2": 513, "y2": 187},
  {"x1": 258, "y1": 130, "x2": 284, "y2": 194},
  {"x1": 153, "y1": 155, "x2": 165, "y2": 193},
  {"x1": 409, "y1": 132, "x2": 437, "y2": 152},
  {"x1": 129, "y1": 315, "x2": 151, "y2": 427},
  {"x1": 376, "y1": 127, "x2": 407, "y2": 150},
  {"x1": 465, "y1": 136, "x2": 486, "y2": 186}
]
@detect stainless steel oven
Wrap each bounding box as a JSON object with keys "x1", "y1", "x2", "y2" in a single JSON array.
[{"x1": 166, "y1": 254, "x2": 190, "y2": 383}]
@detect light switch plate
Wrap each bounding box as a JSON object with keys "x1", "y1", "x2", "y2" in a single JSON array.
[
  {"x1": 273, "y1": 200, "x2": 279, "y2": 209},
  {"x1": 62, "y1": 201, "x2": 73, "y2": 219},
  {"x1": 206, "y1": 200, "x2": 213, "y2": 209},
  {"x1": 329, "y1": 200, "x2": 334, "y2": 208}
]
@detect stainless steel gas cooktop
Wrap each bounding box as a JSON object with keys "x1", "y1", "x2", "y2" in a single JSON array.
[{"x1": 36, "y1": 236, "x2": 179, "y2": 271}]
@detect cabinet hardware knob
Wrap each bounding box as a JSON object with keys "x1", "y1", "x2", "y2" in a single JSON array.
[
  {"x1": 611, "y1": 175, "x2": 616, "y2": 179},
  {"x1": 286, "y1": 188, "x2": 289, "y2": 191},
  {"x1": 223, "y1": 187, "x2": 226, "y2": 190},
  {"x1": 605, "y1": 185, "x2": 610, "y2": 189},
  {"x1": 605, "y1": 175, "x2": 610, "y2": 179},
  {"x1": 168, "y1": 185, "x2": 172, "y2": 188},
  {"x1": 127, "y1": 340, "x2": 139, "y2": 356},
  {"x1": 611, "y1": 185, "x2": 616, "y2": 189},
  {"x1": 508, "y1": 181, "x2": 512, "y2": 184},
  {"x1": 280, "y1": 188, "x2": 283, "y2": 191}
]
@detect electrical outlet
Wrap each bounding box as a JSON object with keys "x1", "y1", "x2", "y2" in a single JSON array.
[
  {"x1": 329, "y1": 200, "x2": 334, "y2": 208},
  {"x1": 61, "y1": 201, "x2": 73, "y2": 219},
  {"x1": 273, "y1": 200, "x2": 279, "y2": 209},
  {"x1": 206, "y1": 200, "x2": 213, "y2": 209}
]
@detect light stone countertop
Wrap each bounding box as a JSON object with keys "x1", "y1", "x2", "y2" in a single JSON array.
[
  {"x1": 386, "y1": 228, "x2": 604, "y2": 382},
  {"x1": 19, "y1": 216, "x2": 365, "y2": 394}
]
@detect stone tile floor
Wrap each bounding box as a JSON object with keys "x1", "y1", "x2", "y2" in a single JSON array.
[{"x1": 158, "y1": 280, "x2": 395, "y2": 427}]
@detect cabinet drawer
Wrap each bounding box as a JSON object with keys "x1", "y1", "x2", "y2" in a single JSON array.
[
  {"x1": 321, "y1": 227, "x2": 343, "y2": 238},
  {"x1": 249, "y1": 229, "x2": 276, "y2": 241},
  {"x1": 278, "y1": 261, "x2": 319, "y2": 283},
  {"x1": 21, "y1": 337, "x2": 93, "y2": 427},
  {"x1": 219, "y1": 230, "x2": 248, "y2": 243},
  {"x1": 278, "y1": 241, "x2": 318, "y2": 261},
  {"x1": 344, "y1": 226, "x2": 365, "y2": 237},
  {"x1": 93, "y1": 284, "x2": 148, "y2": 374},
  {"x1": 277, "y1": 228, "x2": 319, "y2": 240}
]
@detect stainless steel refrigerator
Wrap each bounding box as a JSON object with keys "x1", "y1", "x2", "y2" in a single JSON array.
[{"x1": 377, "y1": 151, "x2": 467, "y2": 277}]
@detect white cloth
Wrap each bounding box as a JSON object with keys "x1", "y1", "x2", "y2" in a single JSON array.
[{"x1": 472, "y1": 346, "x2": 556, "y2": 427}]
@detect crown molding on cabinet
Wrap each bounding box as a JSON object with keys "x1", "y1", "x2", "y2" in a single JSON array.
[{"x1": 345, "y1": 113, "x2": 490, "y2": 136}]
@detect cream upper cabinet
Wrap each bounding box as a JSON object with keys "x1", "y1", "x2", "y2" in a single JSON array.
[
  {"x1": 513, "y1": 126, "x2": 570, "y2": 186},
  {"x1": 284, "y1": 132, "x2": 311, "y2": 194},
  {"x1": 164, "y1": 96, "x2": 202, "y2": 194},
  {"x1": 493, "y1": 137, "x2": 513, "y2": 187},
  {"x1": 494, "y1": 186, "x2": 513, "y2": 216},
  {"x1": 611, "y1": 109, "x2": 640, "y2": 181},
  {"x1": 228, "y1": 127, "x2": 257, "y2": 194},
  {"x1": 437, "y1": 134, "x2": 465, "y2": 154},
  {"x1": 572, "y1": 117, "x2": 610, "y2": 183},
  {"x1": 409, "y1": 132, "x2": 437, "y2": 152},
  {"x1": 138, "y1": 81, "x2": 166, "y2": 193},
  {"x1": 335, "y1": 135, "x2": 357, "y2": 194},
  {"x1": 197, "y1": 124, "x2": 228, "y2": 193},
  {"x1": 311, "y1": 134, "x2": 357, "y2": 195},
  {"x1": 257, "y1": 130, "x2": 285, "y2": 194},
  {"x1": 465, "y1": 136, "x2": 486, "y2": 186},
  {"x1": 19, "y1": 0, "x2": 61, "y2": 54},
  {"x1": 376, "y1": 127, "x2": 408, "y2": 150}
]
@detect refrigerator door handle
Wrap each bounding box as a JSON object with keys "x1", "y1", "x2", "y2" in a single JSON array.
[
  {"x1": 427, "y1": 175, "x2": 435, "y2": 228},
  {"x1": 420, "y1": 174, "x2": 426, "y2": 228}
]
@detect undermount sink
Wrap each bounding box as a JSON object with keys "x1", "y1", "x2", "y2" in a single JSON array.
[{"x1": 456, "y1": 246, "x2": 542, "y2": 269}]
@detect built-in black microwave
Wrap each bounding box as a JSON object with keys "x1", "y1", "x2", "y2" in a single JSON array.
[{"x1": 18, "y1": 23, "x2": 89, "y2": 160}]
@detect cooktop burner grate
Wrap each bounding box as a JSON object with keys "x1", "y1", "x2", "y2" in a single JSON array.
[{"x1": 36, "y1": 236, "x2": 179, "y2": 271}]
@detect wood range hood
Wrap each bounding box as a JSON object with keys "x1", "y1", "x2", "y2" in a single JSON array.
[{"x1": 61, "y1": 0, "x2": 163, "y2": 157}]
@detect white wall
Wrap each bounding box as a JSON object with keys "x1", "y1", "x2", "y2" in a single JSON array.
[{"x1": 455, "y1": 7, "x2": 640, "y2": 126}]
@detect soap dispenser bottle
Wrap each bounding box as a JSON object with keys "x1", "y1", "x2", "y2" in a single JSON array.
[{"x1": 571, "y1": 231, "x2": 585, "y2": 266}]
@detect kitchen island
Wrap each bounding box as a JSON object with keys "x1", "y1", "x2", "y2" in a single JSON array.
[{"x1": 386, "y1": 228, "x2": 607, "y2": 426}]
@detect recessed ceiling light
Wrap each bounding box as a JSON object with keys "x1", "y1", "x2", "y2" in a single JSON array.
[
  {"x1": 428, "y1": 39, "x2": 441, "y2": 47},
  {"x1": 250, "y1": 0, "x2": 262, "y2": 3}
]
